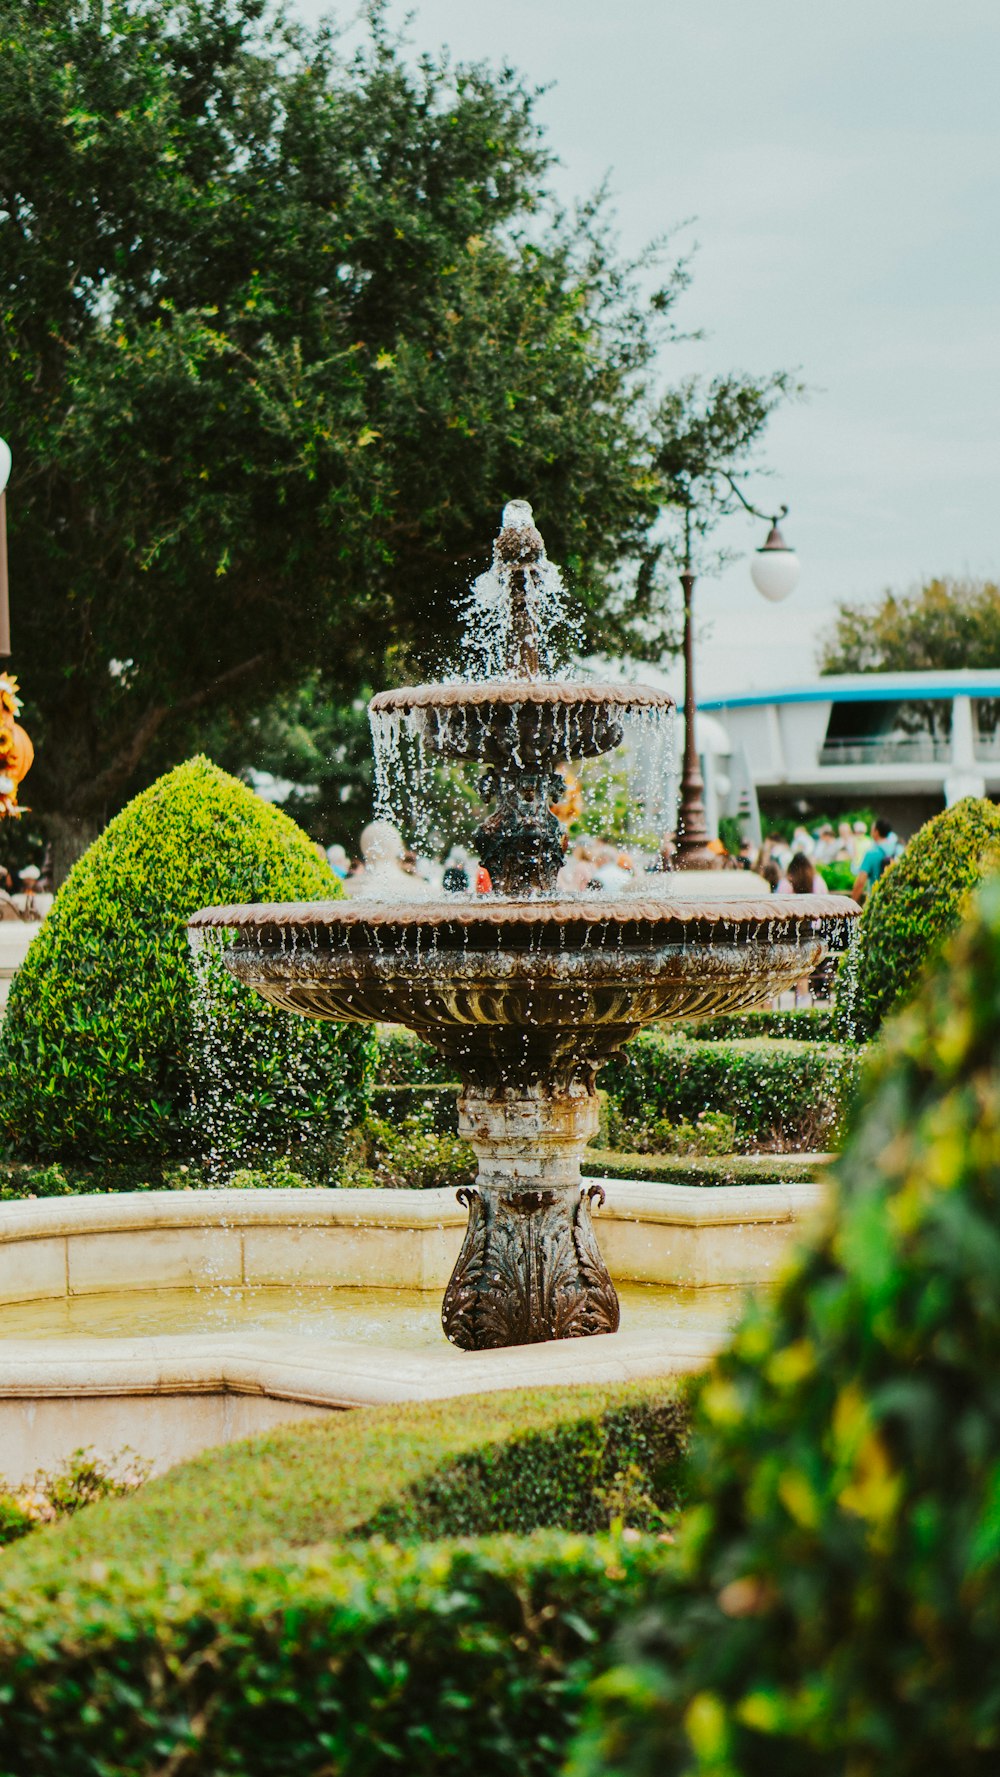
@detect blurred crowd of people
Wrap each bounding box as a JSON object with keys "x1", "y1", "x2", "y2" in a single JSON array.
[
  {"x1": 326, "y1": 812, "x2": 906, "y2": 911},
  {"x1": 0, "y1": 859, "x2": 54, "y2": 920}
]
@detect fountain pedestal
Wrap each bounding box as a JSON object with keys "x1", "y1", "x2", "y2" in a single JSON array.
[{"x1": 441, "y1": 1083, "x2": 620, "y2": 1348}]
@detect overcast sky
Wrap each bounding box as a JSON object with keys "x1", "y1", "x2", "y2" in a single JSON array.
[{"x1": 295, "y1": 0, "x2": 1000, "y2": 698}]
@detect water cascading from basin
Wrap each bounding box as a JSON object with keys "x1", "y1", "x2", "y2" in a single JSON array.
[{"x1": 189, "y1": 500, "x2": 859, "y2": 1351}]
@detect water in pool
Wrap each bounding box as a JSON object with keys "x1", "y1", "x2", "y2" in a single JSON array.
[{"x1": 0, "y1": 1283, "x2": 746, "y2": 1346}]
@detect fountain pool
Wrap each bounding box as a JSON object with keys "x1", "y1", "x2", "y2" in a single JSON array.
[
  {"x1": 0, "y1": 1281, "x2": 745, "y2": 1345},
  {"x1": 0, "y1": 1175, "x2": 826, "y2": 1482}
]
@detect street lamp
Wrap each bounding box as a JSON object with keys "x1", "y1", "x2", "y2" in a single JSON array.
[
  {"x1": 674, "y1": 480, "x2": 800, "y2": 870},
  {"x1": 0, "y1": 436, "x2": 10, "y2": 658}
]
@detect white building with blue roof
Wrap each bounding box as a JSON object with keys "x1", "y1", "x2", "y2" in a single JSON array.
[{"x1": 700, "y1": 670, "x2": 1000, "y2": 835}]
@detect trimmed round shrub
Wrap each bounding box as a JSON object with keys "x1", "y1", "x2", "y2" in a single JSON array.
[
  {"x1": 0, "y1": 756, "x2": 373, "y2": 1166},
  {"x1": 840, "y1": 794, "x2": 1000, "y2": 1039},
  {"x1": 571, "y1": 876, "x2": 1000, "y2": 1776}
]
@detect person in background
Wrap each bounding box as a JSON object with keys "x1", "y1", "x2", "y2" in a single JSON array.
[
  {"x1": 557, "y1": 843, "x2": 597, "y2": 893},
  {"x1": 760, "y1": 832, "x2": 791, "y2": 873},
  {"x1": 591, "y1": 842, "x2": 633, "y2": 893},
  {"x1": 442, "y1": 845, "x2": 472, "y2": 893},
  {"x1": 326, "y1": 843, "x2": 350, "y2": 881},
  {"x1": 15, "y1": 863, "x2": 43, "y2": 917},
  {"x1": 778, "y1": 851, "x2": 825, "y2": 895},
  {"x1": 851, "y1": 816, "x2": 901, "y2": 905},
  {"x1": 813, "y1": 823, "x2": 839, "y2": 865},
  {"x1": 778, "y1": 850, "x2": 824, "y2": 1002},
  {"x1": 790, "y1": 823, "x2": 815, "y2": 858},
  {"x1": 761, "y1": 859, "x2": 782, "y2": 893},
  {"x1": 851, "y1": 819, "x2": 870, "y2": 869},
  {"x1": 351, "y1": 821, "x2": 435, "y2": 902}
]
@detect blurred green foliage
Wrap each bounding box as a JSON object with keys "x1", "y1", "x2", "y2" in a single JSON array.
[
  {"x1": 572, "y1": 874, "x2": 1000, "y2": 1777},
  {"x1": 819, "y1": 575, "x2": 1000, "y2": 675},
  {"x1": 0, "y1": 1448, "x2": 147, "y2": 1549}
]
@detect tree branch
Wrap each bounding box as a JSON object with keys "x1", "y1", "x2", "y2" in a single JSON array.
[{"x1": 83, "y1": 652, "x2": 270, "y2": 812}]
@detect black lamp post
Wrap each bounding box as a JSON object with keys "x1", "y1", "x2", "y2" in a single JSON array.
[{"x1": 674, "y1": 479, "x2": 800, "y2": 870}]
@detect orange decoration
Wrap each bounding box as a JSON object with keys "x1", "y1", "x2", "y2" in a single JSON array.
[
  {"x1": 550, "y1": 765, "x2": 583, "y2": 827},
  {"x1": 0, "y1": 674, "x2": 31, "y2": 818},
  {"x1": 6, "y1": 723, "x2": 32, "y2": 785}
]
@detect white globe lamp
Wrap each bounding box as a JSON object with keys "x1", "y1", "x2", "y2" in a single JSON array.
[
  {"x1": 0, "y1": 439, "x2": 10, "y2": 497},
  {"x1": 750, "y1": 516, "x2": 800, "y2": 603}
]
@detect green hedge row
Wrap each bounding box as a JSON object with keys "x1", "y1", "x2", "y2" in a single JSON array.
[
  {"x1": 582, "y1": 1149, "x2": 831, "y2": 1186},
  {"x1": 0, "y1": 1534, "x2": 660, "y2": 1777},
  {"x1": 671, "y1": 1007, "x2": 840, "y2": 1043},
  {"x1": 4, "y1": 1383, "x2": 688, "y2": 1571},
  {"x1": 0, "y1": 1384, "x2": 687, "y2": 1773},
  {"x1": 601, "y1": 1032, "x2": 861, "y2": 1152}
]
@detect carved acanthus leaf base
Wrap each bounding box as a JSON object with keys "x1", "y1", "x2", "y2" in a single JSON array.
[{"x1": 441, "y1": 1183, "x2": 620, "y2": 1350}]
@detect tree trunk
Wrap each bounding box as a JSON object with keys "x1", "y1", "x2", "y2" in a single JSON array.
[{"x1": 45, "y1": 812, "x2": 103, "y2": 888}]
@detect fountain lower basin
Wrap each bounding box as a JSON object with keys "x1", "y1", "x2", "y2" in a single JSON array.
[
  {"x1": 0, "y1": 1177, "x2": 825, "y2": 1482},
  {"x1": 189, "y1": 892, "x2": 855, "y2": 1350}
]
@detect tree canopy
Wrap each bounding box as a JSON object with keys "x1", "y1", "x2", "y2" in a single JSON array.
[
  {"x1": 0, "y1": 0, "x2": 695, "y2": 862},
  {"x1": 0, "y1": 0, "x2": 795, "y2": 868},
  {"x1": 818, "y1": 576, "x2": 1000, "y2": 675}
]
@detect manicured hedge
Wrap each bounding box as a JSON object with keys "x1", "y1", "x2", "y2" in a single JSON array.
[
  {"x1": 0, "y1": 1384, "x2": 687, "y2": 1774},
  {"x1": 582, "y1": 1149, "x2": 831, "y2": 1186},
  {"x1": 0, "y1": 1534, "x2": 660, "y2": 1777},
  {"x1": 600, "y1": 1032, "x2": 860, "y2": 1152},
  {"x1": 0, "y1": 757, "x2": 374, "y2": 1168},
  {"x1": 4, "y1": 1382, "x2": 688, "y2": 1571},
  {"x1": 841, "y1": 793, "x2": 1000, "y2": 1040},
  {"x1": 571, "y1": 876, "x2": 1000, "y2": 1776},
  {"x1": 672, "y1": 1007, "x2": 840, "y2": 1043}
]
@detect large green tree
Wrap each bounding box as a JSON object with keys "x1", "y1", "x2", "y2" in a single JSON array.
[
  {"x1": 0, "y1": 0, "x2": 689, "y2": 871},
  {"x1": 818, "y1": 576, "x2": 1000, "y2": 675}
]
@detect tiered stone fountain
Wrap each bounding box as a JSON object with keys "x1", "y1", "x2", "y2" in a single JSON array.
[{"x1": 190, "y1": 503, "x2": 856, "y2": 1351}]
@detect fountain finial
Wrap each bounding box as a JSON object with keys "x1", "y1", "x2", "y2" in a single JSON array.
[{"x1": 493, "y1": 499, "x2": 544, "y2": 679}]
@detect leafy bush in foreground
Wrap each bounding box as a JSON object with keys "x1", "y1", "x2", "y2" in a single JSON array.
[
  {"x1": 840, "y1": 793, "x2": 1000, "y2": 1039},
  {"x1": 0, "y1": 757, "x2": 373, "y2": 1167},
  {"x1": 571, "y1": 878, "x2": 1000, "y2": 1777}
]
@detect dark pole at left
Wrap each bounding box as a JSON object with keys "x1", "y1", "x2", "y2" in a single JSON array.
[{"x1": 0, "y1": 438, "x2": 10, "y2": 658}]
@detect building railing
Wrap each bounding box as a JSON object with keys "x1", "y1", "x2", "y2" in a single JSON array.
[
  {"x1": 974, "y1": 731, "x2": 1000, "y2": 760},
  {"x1": 818, "y1": 736, "x2": 951, "y2": 767}
]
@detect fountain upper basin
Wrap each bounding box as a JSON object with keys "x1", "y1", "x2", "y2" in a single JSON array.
[{"x1": 370, "y1": 680, "x2": 673, "y2": 765}]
